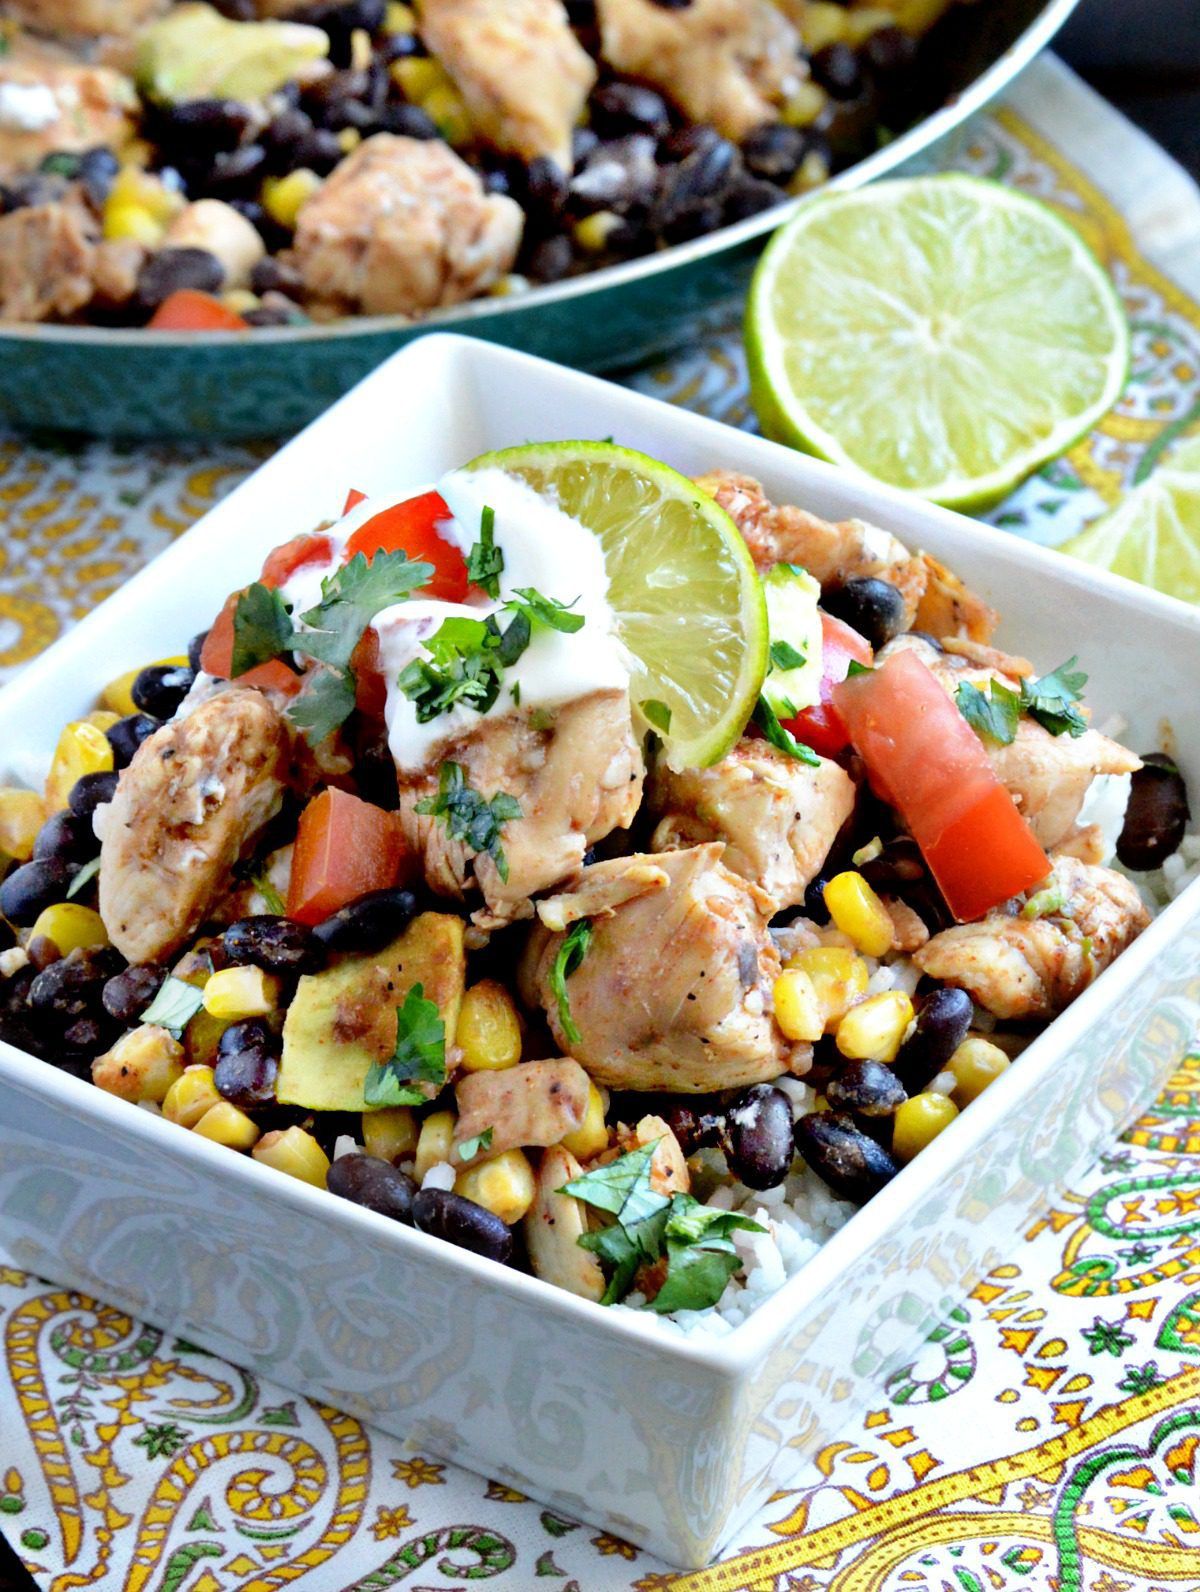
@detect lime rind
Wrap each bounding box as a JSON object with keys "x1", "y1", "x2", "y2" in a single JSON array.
[
  {"x1": 746, "y1": 174, "x2": 1130, "y2": 511},
  {"x1": 465, "y1": 441, "x2": 768, "y2": 769}
]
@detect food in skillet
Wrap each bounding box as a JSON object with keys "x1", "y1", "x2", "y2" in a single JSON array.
[
  {"x1": 1, "y1": 0, "x2": 974, "y2": 328},
  {"x1": 0, "y1": 443, "x2": 1190, "y2": 1331}
]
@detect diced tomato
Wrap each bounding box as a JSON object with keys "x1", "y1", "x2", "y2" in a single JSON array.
[
  {"x1": 342, "y1": 489, "x2": 467, "y2": 602},
  {"x1": 198, "y1": 590, "x2": 302, "y2": 697},
  {"x1": 287, "y1": 787, "x2": 407, "y2": 925},
  {"x1": 351, "y1": 626, "x2": 387, "y2": 720},
  {"x1": 833, "y1": 648, "x2": 1051, "y2": 922},
  {"x1": 781, "y1": 613, "x2": 874, "y2": 758},
  {"x1": 260, "y1": 532, "x2": 334, "y2": 590},
  {"x1": 343, "y1": 488, "x2": 367, "y2": 514},
  {"x1": 148, "y1": 290, "x2": 248, "y2": 332}
]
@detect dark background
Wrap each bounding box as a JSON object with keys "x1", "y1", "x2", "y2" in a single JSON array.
[{"x1": 1058, "y1": 0, "x2": 1200, "y2": 176}]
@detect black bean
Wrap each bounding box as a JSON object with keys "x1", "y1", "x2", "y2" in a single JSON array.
[
  {"x1": 379, "y1": 30, "x2": 424, "y2": 63},
  {"x1": 156, "y1": 99, "x2": 254, "y2": 154},
  {"x1": 102, "y1": 964, "x2": 166, "y2": 1024},
  {"x1": 590, "y1": 82, "x2": 672, "y2": 139},
  {"x1": 292, "y1": 128, "x2": 345, "y2": 176},
  {"x1": 658, "y1": 1098, "x2": 725, "y2": 1155},
  {"x1": 803, "y1": 875, "x2": 831, "y2": 925},
  {"x1": 27, "y1": 936, "x2": 61, "y2": 971},
  {"x1": 262, "y1": 107, "x2": 316, "y2": 165},
  {"x1": 412, "y1": 1187, "x2": 514, "y2": 1263},
  {"x1": 30, "y1": 947, "x2": 123, "y2": 1020},
  {"x1": 821, "y1": 577, "x2": 905, "y2": 651},
  {"x1": 0, "y1": 859, "x2": 75, "y2": 925},
  {"x1": 131, "y1": 664, "x2": 196, "y2": 720},
  {"x1": 79, "y1": 147, "x2": 120, "y2": 208},
  {"x1": 811, "y1": 42, "x2": 864, "y2": 99},
  {"x1": 187, "y1": 631, "x2": 209, "y2": 672},
  {"x1": 135, "y1": 247, "x2": 225, "y2": 312},
  {"x1": 223, "y1": 916, "x2": 323, "y2": 976},
  {"x1": 293, "y1": 0, "x2": 386, "y2": 67},
  {"x1": 33, "y1": 810, "x2": 97, "y2": 867},
  {"x1": 201, "y1": 144, "x2": 268, "y2": 199},
  {"x1": 860, "y1": 836, "x2": 925, "y2": 893},
  {"x1": 214, "y1": 1019, "x2": 279, "y2": 1107},
  {"x1": 62, "y1": 1014, "x2": 111, "y2": 1053},
  {"x1": 826, "y1": 1059, "x2": 907, "y2": 1117},
  {"x1": 354, "y1": 740, "x2": 399, "y2": 808},
  {"x1": 571, "y1": 126, "x2": 600, "y2": 168},
  {"x1": 723, "y1": 1083, "x2": 794, "y2": 1189},
  {"x1": 251, "y1": 257, "x2": 305, "y2": 300},
  {"x1": 378, "y1": 102, "x2": 439, "y2": 140},
  {"x1": 724, "y1": 176, "x2": 782, "y2": 223},
  {"x1": 794, "y1": 1110, "x2": 898, "y2": 1202},
  {"x1": 69, "y1": 770, "x2": 119, "y2": 823},
  {"x1": 522, "y1": 156, "x2": 570, "y2": 223},
  {"x1": 304, "y1": 68, "x2": 377, "y2": 130},
  {"x1": 892, "y1": 986, "x2": 972, "y2": 1095},
  {"x1": 659, "y1": 133, "x2": 737, "y2": 208},
  {"x1": 106, "y1": 713, "x2": 159, "y2": 769},
  {"x1": 523, "y1": 233, "x2": 573, "y2": 283},
  {"x1": 861, "y1": 25, "x2": 917, "y2": 79},
  {"x1": 310, "y1": 888, "x2": 419, "y2": 953},
  {"x1": 244, "y1": 301, "x2": 303, "y2": 328},
  {"x1": 741, "y1": 122, "x2": 808, "y2": 183},
  {"x1": 1117, "y1": 753, "x2": 1190, "y2": 872},
  {"x1": 327, "y1": 1152, "x2": 416, "y2": 1221},
  {"x1": 659, "y1": 123, "x2": 722, "y2": 164},
  {"x1": 569, "y1": 134, "x2": 657, "y2": 215}
]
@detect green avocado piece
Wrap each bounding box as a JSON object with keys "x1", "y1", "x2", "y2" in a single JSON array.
[
  {"x1": 135, "y1": 3, "x2": 329, "y2": 105},
  {"x1": 278, "y1": 912, "x2": 466, "y2": 1113}
]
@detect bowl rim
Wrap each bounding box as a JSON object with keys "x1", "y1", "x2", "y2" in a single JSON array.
[
  {"x1": 0, "y1": 0, "x2": 1081, "y2": 351},
  {"x1": 3, "y1": 324, "x2": 1194, "y2": 1377}
]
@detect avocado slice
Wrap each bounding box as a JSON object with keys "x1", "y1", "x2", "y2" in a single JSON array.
[
  {"x1": 278, "y1": 912, "x2": 466, "y2": 1113},
  {"x1": 135, "y1": 3, "x2": 329, "y2": 106}
]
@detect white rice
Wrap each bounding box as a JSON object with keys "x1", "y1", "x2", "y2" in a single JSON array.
[{"x1": 421, "y1": 1160, "x2": 456, "y2": 1191}]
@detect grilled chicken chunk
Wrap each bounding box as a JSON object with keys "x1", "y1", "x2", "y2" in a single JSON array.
[
  {"x1": 525, "y1": 1144, "x2": 605, "y2": 1301},
  {"x1": 913, "y1": 855, "x2": 1150, "y2": 1019},
  {"x1": 0, "y1": 202, "x2": 94, "y2": 323},
  {"x1": 6, "y1": 0, "x2": 167, "y2": 38},
  {"x1": 419, "y1": 0, "x2": 596, "y2": 169},
  {"x1": 697, "y1": 470, "x2": 997, "y2": 640},
  {"x1": 0, "y1": 48, "x2": 135, "y2": 172},
  {"x1": 396, "y1": 689, "x2": 644, "y2": 930},
  {"x1": 520, "y1": 843, "x2": 806, "y2": 1092},
  {"x1": 452, "y1": 1057, "x2": 591, "y2": 1165},
  {"x1": 595, "y1": 0, "x2": 803, "y2": 141},
  {"x1": 649, "y1": 737, "x2": 855, "y2": 912},
  {"x1": 98, "y1": 690, "x2": 291, "y2": 964},
  {"x1": 292, "y1": 134, "x2": 522, "y2": 317}
]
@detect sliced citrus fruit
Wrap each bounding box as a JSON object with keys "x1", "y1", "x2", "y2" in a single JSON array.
[
  {"x1": 746, "y1": 174, "x2": 1130, "y2": 511},
  {"x1": 1060, "y1": 451, "x2": 1200, "y2": 604},
  {"x1": 465, "y1": 441, "x2": 767, "y2": 769}
]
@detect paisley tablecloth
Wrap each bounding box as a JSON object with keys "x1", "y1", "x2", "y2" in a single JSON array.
[{"x1": 3, "y1": 54, "x2": 1200, "y2": 1592}]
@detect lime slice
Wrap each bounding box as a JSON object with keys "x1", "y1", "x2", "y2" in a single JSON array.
[
  {"x1": 747, "y1": 175, "x2": 1130, "y2": 511},
  {"x1": 465, "y1": 441, "x2": 767, "y2": 769},
  {"x1": 1060, "y1": 454, "x2": 1200, "y2": 603}
]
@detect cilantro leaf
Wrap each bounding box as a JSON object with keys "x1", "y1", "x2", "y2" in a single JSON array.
[
  {"x1": 641, "y1": 699, "x2": 672, "y2": 733},
  {"x1": 457, "y1": 1126, "x2": 494, "y2": 1163},
  {"x1": 751, "y1": 695, "x2": 820, "y2": 766},
  {"x1": 298, "y1": 550, "x2": 432, "y2": 671},
  {"x1": 1020, "y1": 657, "x2": 1089, "y2": 738},
  {"x1": 465, "y1": 505, "x2": 503, "y2": 599},
  {"x1": 363, "y1": 982, "x2": 446, "y2": 1106},
  {"x1": 1022, "y1": 883, "x2": 1070, "y2": 921},
  {"x1": 581, "y1": 1204, "x2": 672, "y2": 1304},
  {"x1": 414, "y1": 761, "x2": 521, "y2": 883},
  {"x1": 140, "y1": 976, "x2": 205, "y2": 1037},
  {"x1": 846, "y1": 659, "x2": 873, "y2": 678},
  {"x1": 955, "y1": 679, "x2": 1021, "y2": 746},
  {"x1": 251, "y1": 871, "x2": 286, "y2": 915},
  {"x1": 504, "y1": 588, "x2": 585, "y2": 635},
  {"x1": 549, "y1": 917, "x2": 592, "y2": 1046},
  {"x1": 397, "y1": 612, "x2": 531, "y2": 725},
  {"x1": 231, "y1": 582, "x2": 295, "y2": 677},
  {"x1": 286, "y1": 666, "x2": 357, "y2": 746},
  {"x1": 769, "y1": 640, "x2": 806, "y2": 672},
  {"x1": 66, "y1": 856, "x2": 101, "y2": 900}
]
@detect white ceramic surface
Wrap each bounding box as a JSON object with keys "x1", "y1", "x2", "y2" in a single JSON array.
[{"x1": 1, "y1": 335, "x2": 1198, "y2": 1568}]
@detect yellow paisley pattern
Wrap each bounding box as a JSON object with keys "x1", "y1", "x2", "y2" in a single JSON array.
[{"x1": 4, "y1": 81, "x2": 1200, "y2": 1592}]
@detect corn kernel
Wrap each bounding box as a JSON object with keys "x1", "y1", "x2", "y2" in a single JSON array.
[
  {"x1": 44, "y1": 721, "x2": 114, "y2": 812},
  {"x1": 834, "y1": 990, "x2": 914, "y2": 1063},
  {"x1": 892, "y1": 1091, "x2": 958, "y2": 1162},
  {"x1": 194, "y1": 1100, "x2": 261, "y2": 1151},
  {"x1": 253, "y1": 1125, "x2": 330, "y2": 1186},
  {"x1": 261, "y1": 168, "x2": 322, "y2": 230},
  {"x1": 573, "y1": 210, "x2": 621, "y2": 253},
  {"x1": 100, "y1": 656, "x2": 188, "y2": 717},
  {"x1": 772, "y1": 968, "x2": 825, "y2": 1043},
  {"x1": 948, "y1": 1036, "x2": 1010, "y2": 1105},
  {"x1": 163, "y1": 1064, "x2": 221, "y2": 1127},
  {"x1": 455, "y1": 1148, "x2": 536, "y2": 1224},
  {"x1": 785, "y1": 946, "x2": 869, "y2": 1032},
  {"x1": 414, "y1": 1109, "x2": 456, "y2": 1182},
  {"x1": 489, "y1": 273, "x2": 530, "y2": 298},
  {"x1": 92, "y1": 1026, "x2": 184, "y2": 1104},
  {"x1": 824, "y1": 872, "x2": 894, "y2": 957},
  {"x1": 103, "y1": 202, "x2": 164, "y2": 246},
  {"x1": 780, "y1": 79, "x2": 827, "y2": 127},
  {"x1": 561, "y1": 1081, "x2": 608, "y2": 1161},
  {"x1": 108, "y1": 166, "x2": 183, "y2": 223},
  {"x1": 457, "y1": 979, "x2": 522, "y2": 1072},
  {"x1": 337, "y1": 126, "x2": 361, "y2": 153},
  {"x1": 844, "y1": 7, "x2": 896, "y2": 44},
  {"x1": 392, "y1": 56, "x2": 445, "y2": 100},
  {"x1": 0, "y1": 788, "x2": 46, "y2": 862},
  {"x1": 202, "y1": 965, "x2": 279, "y2": 1020},
  {"x1": 362, "y1": 1105, "x2": 418, "y2": 1161},
  {"x1": 184, "y1": 1007, "x2": 233, "y2": 1067},
  {"x1": 788, "y1": 149, "x2": 830, "y2": 194},
  {"x1": 887, "y1": 0, "x2": 952, "y2": 34},
  {"x1": 85, "y1": 711, "x2": 121, "y2": 734},
  {"x1": 222, "y1": 289, "x2": 259, "y2": 315},
  {"x1": 384, "y1": 1, "x2": 415, "y2": 29},
  {"x1": 802, "y1": 1, "x2": 850, "y2": 49},
  {"x1": 29, "y1": 903, "x2": 110, "y2": 956},
  {"x1": 422, "y1": 84, "x2": 471, "y2": 144}
]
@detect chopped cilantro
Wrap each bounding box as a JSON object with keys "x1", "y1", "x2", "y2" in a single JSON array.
[
  {"x1": 549, "y1": 917, "x2": 592, "y2": 1046},
  {"x1": 641, "y1": 699, "x2": 672, "y2": 734},
  {"x1": 846, "y1": 659, "x2": 873, "y2": 678},
  {"x1": 363, "y1": 983, "x2": 446, "y2": 1107},
  {"x1": 1020, "y1": 657, "x2": 1088, "y2": 738},
  {"x1": 252, "y1": 871, "x2": 286, "y2": 915},
  {"x1": 1022, "y1": 884, "x2": 1070, "y2": 921},
  {"x1": 397, "y1": 610, "x2": 532, "y2": 724},
  {"x1": 955, "y1": 679, "x2": 1022, "y2": 746},
  {"x1": 297, "y1": 550, "x2": 432, "y2": 670},
  {"x1": 466, "y1": 505, "x2": 503, "y2": 598},
  {"x1": 457, "y1": 1126, "x2": 494, "y2": 1163},
  {"x1": 751, "y1": 695, "x2": 820, "y2": 766},
  {"x1": 231, "y1": 582, "x2": 294, "y2": 678},
  {"x1": 287, "y1": 666, "x2": 357, "y2": 747},
  {"x1": 511, "y1": 681, "x2": 521, "y2": 706},
  {"x1": 504, "y1": 588, "x2": 585, "y2": 634},
  {"x1": 414, "y1": 762, "x2": 521, "y2": 883},
  {"x1": 769, "y1": 640, "x2": 806, "y2": 672},
  {"x1": 139, "y1": 976, "x2": 205, "y2": 1037},
  {"x1": 66, "y1": 856, "x2": 101, "y2": 900}
]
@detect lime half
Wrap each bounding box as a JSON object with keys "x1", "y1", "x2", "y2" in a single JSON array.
[
  {"x1": 747, "y1": 175, "x2": 1130, "y2": 510},
  {"x1": 1061, "y1": 447, "x2": 1200, "y2": 603},
  {"x1": 466, "y1": 441, "x2": 767, "y2": 769}
]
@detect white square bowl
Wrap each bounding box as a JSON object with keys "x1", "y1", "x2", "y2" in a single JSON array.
[{"x1": 1, "y1": 334, "x2": 1198, "y2": 1569}]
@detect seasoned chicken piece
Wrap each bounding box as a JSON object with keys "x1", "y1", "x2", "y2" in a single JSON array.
[
  {"x1": 451, "y1": 1057, "x2": 591, "y2": 1165},
  {"x1": 0, "y1": 48, "x2": 136, "y2": 171},
  {"x1": 397, "y1": 689, "x2": 644, "y2": 930},
  {"x1": 419, "y1": 0, "x2": 595, "y2": 169},
  {"x1": 5, "y1": 0, "x2": 168, "y2": 38},
  {"x1": 649, "y1": 737, "x2": 855, "y2": 911},
  {"x1": 595, "y1": 0, "x2": 803, "y2": 141},
  {"x1": 616, "y1": 1114, "x2": 690, "y2": 1196},
  {"x1": 292, "y1": 134, "x2": 522, "y2": 318},
  {"x1": 912, "y1": 552, "x2": 999, "y2": 644},
  {"x1": 98, "y1": 690, "x2": 291, "y2": 964},
  {"x1": 520, "y1": 844, "x2": 807, "y2": 1093},
  {"x1": 0, "y1": 202, "x2": 94, "y2": 323},
  {"x1": 525, "y1": 1145, "x2": 605, "y2": 1302},
  {"x1": 881, "y1": 634, "x2": 1141, "y2": 852},
  {"x1": 913, "y1": 856, "x2": 1150, "y2": 1020},
  {"x1": 883, "y1": 895, "x2": 929, "y2": 953}
]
